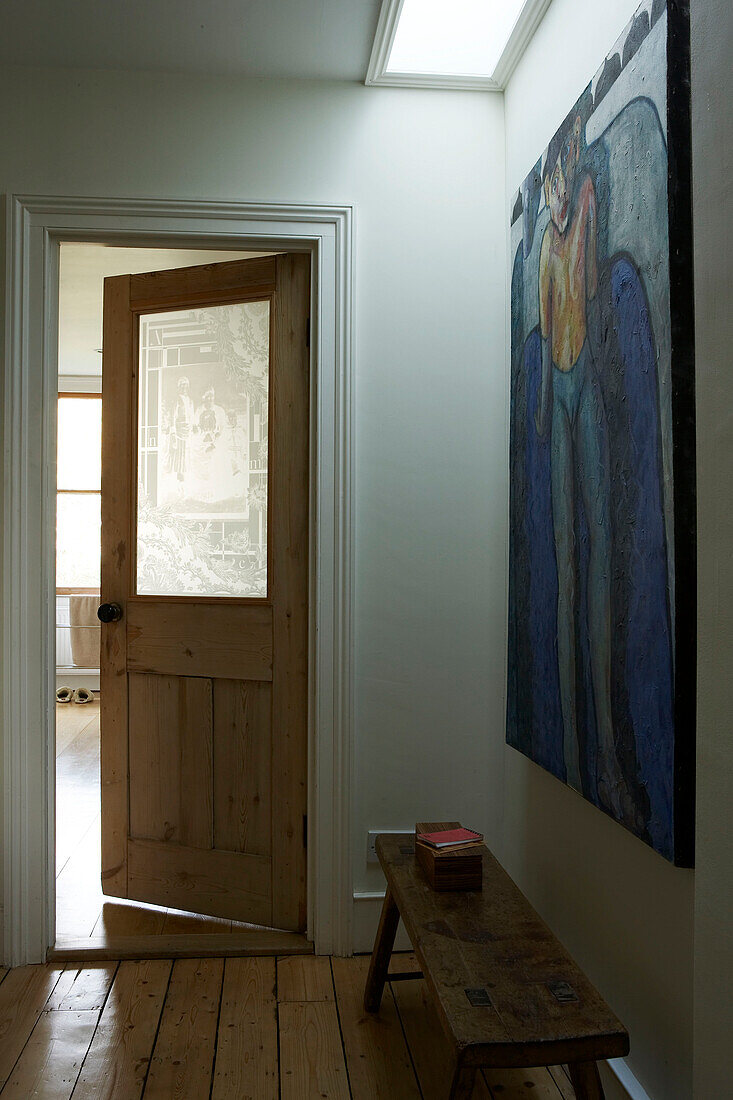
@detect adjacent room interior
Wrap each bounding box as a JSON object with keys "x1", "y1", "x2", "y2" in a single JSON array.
[{"x1": 54, "y1": 243, "x2": 283, "y2": 944}]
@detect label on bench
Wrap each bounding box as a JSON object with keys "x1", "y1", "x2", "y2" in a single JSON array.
[
  {"x1": 399, "y1": 845, "x2": 415, "y2": 856},
  {"x1": 547, "y1": 981, "x2": 579, "y2": 1004},
  {"x1": 465, "y1": 987, "x2": 493, "y2": 1007}
]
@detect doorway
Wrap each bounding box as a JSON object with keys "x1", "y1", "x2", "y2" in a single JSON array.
[
  {"x1": 56, "y1": 244, "x2": 291, "y2": 949},
  {"x1": 4, "y1": 196, "x2": 353, "y2": 967}
]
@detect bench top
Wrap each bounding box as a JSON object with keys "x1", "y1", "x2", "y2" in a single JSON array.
[{"x1": 377, "y1": 833, "x2": 629, "y2": 1070}]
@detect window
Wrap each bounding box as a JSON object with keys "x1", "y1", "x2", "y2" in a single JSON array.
[{"x1": 56, "y1": 393, "x2": 102, "y2": 593}]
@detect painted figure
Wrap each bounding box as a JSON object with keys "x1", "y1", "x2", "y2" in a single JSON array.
[
  {"x1": 508, "y1": 0, "x2": 695, "y2": 864},
  {"x1": 536, "y1": 115, "x2": 632, "y2": 823}
]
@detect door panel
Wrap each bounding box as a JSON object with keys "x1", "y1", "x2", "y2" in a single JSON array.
[
  {"x1": 126, "y1": 601, "x2": 273, "y2": 680},
  {"x1": 127, "y1": 839, "x2": 272, "y2": 925},
  {"x1": 100, "y1": 254, "x2": 309, "y2": 930},
  {"x1": 128, "y1": 673, "x2": 213, "y2": 847},
  {"x1": 213, "y1": 679, "x2": 272, "y2": 858}
]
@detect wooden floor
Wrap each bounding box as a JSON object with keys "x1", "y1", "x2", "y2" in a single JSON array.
[
  {"x1": 55, "y1": 701, "x2": 269, "y2": 943},
  {"x1": 0, "y1": 954, "x2": 578, "y2": 1098}
]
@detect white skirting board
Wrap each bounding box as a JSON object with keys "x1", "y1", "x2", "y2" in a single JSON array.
[
  {"x1": 55, "y1": 670, "x2": 100, "y2": 692},
  {"x1": 352, "y1": 890, "x2": 652, "y2": 1100},
  {"x1": 352, "y1": 891, "x2": 411, "y2": 953},
  {"x1": 604, "y1": 1059, "x2": 654, "y2": 1100}
]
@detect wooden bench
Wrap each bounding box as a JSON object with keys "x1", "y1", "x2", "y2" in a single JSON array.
[{"x1": 364, "y1": 833, "x2": 629, "y2": 1099}]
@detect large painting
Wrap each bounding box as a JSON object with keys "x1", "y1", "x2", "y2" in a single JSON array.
[{"x1": 507, "y1": 0, "x2": 695, "y2": 864}]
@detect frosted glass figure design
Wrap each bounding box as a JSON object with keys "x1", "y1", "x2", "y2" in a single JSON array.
[{"x1": 136, "y1": 300, "x2": 270, "y2": 597}]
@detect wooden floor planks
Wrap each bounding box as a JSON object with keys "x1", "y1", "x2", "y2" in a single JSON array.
[
  {"x1": 212, "y1": 957, "x2": 278, "y2": 1100},
  {"x1": 0, "y1": 965, "x2": 65, "y2": 1090},
  {"x1": 71, "y1": 959, "x2": 171, "y2": 1099},
  {"x1": 144, "y1": 958, "x2": 222, "y2": 1099},
  {"x1": 0, "y1": 954, "x2": 582, "y2": 1099}
]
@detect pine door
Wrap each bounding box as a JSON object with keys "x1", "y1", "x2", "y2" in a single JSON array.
[{"x1": 99, "y1": 254, "x2": 309, "y2": 931}]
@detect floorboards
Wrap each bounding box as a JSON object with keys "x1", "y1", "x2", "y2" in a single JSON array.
[{"x1": 0, "y1": 955, "x2": 581, "y2": 1098}]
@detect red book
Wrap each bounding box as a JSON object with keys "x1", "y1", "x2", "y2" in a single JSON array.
[{"x1": 417, "y1": 827, "x2": 483, "y2": 849}]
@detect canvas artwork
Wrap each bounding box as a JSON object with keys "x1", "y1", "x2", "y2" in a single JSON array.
[{"x1": 507, "y1": 0, "x2": 695, "y2": 864}]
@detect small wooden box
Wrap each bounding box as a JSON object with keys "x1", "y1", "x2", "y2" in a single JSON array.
[{"x1": 415, "y1": 821, "x2": 483, "y2": 892}]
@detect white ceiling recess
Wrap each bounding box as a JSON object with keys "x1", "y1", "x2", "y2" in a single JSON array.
[
  {"x1": 58, "y1": 243, "x2": 264, "y2": 378},
  {"x1": 366, "y1": 0, "x2": 553, "y2": 90},
  {"x1": 0, "y1": 0, "x2": 381, "y2": 81}
]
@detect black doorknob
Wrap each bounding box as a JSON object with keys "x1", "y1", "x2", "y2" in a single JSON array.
[{"x1": 97, "y1": 602, "x2": 123, "y2": 623}]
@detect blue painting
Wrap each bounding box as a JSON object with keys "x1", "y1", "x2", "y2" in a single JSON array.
[{"x1": 507, "y1": 0, "x2": 695, "y2": 864}]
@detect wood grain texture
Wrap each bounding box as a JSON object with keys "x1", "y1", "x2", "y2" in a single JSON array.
[
  {"x1": 128, "y1": 673, "x2": 213, "y2": 847},
  {"x1": 144, "y1": 958, "x2": 223, "y2": 1099},
  {"x1": 548, "y1": 1065, "x2": 576, "y2": 1099},
  {"x1": 56, "y1": 819, "x2": 106, "y2": 939},
  {"x1": 0, "y1": 956, "x2": 589, "y2": 1098},
  {"x1": 129, "y1": 256, "x2": 276, "y2": 310},
  {"x1": 55, "y1": 712, "x2": 100, "y2": 877},
  {"x1": 128, "y1": 839, "x2": 271, "y2": 925},
  {"x1": 277, "y1": 956, "x2": 335, "y2": 1003},
  {"x1": 0, "y1": 966, "x2": 65, "y2": 1090},
  {"x1": 161, "y1": 910, "x2": 232, "y2": 935},
  {"x1": 270, "y1": 253, "x2": 310, "y2": 932},
  {"x1": 0, "y1": 1010, "x2": 99, "y2": 1099},
  {"x1": 332, "y1": 955, "x2": 421, "y2": 1100},
  {"x1": 214, "y1": 679, "x2": 272, "y2": 857},
  {"x1": 100, "y1": 253, "x2": 309, "y2": 930},
  {"x1": 92, "y1": 898, "x2": 167, "y2": 938},
  {"x1": 55, "y1": 702, "x2": 99, "y2": 757},
  {"x1": 46, "y1": 964, "x2": 117, "y2": 1012},
  {"x1": 376, "y1": 833, "x2": 629, "y2": 1070},
  {"x1": 212, "y1": 957, "x2": 279, "y2": 1100},
  {"x1": 49, "y1": 932, "x2": 312, "y2": 962},
  {"x1": 278, "y1": 1001, "x2": 350, "y2": 1100},
  {"x1": 364, "y1": 888, "x2": 401, "y2": 1012},
  {"x1": 71, "y1": 959, "x2": 171, "y2": 1100},
  {"x1": 100, "y1": 273, "x2": 133, "y2": 899},
  {"x1": 390, "y1": 957, "x2": 490, "y2": 1100},
  {"x1": 567, "y1": 1061, "x2": 605, "y2": 1100},
  {"x1": 126, "y1": 602, "x2": 273, "y2": 681},
  {"x1": 483, "y1": 1067, "x2": 567, "y2": 1097}
]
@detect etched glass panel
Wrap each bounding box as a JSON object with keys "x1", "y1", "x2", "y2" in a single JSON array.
[{"x1": 136, "y1": 300, "x2": 269, "y2": 597}]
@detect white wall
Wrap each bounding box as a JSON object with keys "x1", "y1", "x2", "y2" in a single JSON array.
[
  {"x1": 691, "y1": 0, "x2": 733, "y2": 1094},
  {"x1": 0, "y1": 63, "x2": 507, "y2": 948},
  {"x1": 502, "y1": 3, "x2": 695, "y2": 1098}
]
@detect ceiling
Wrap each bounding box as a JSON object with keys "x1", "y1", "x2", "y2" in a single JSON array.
[{"x1": 0, "y1": 0, "x2": 381, "y2": 82}]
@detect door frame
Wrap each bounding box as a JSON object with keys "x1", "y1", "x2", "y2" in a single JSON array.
[{"x1": 3, "y1": 194, "x2": 355, "y2": 965}]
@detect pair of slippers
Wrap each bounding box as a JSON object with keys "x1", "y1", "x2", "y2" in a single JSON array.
[{"x1": 56, "y1": 687, "x2": 95, "y2": 705}]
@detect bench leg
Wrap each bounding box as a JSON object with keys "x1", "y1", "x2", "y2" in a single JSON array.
[
  {"x1": 363, "y1": 887, "x2": 401, "y2": 1013},
  {"x1": 448, "y1": 1065, "x2": 477, "y2": 1099},
  {"x1": 568, "y1": 1061, "x2": 605, "y2": 1099}
]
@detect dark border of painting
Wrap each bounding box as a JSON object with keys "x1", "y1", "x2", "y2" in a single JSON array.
[{"x1": 666, "y1": 0, "x2": 696, "y2": 868}]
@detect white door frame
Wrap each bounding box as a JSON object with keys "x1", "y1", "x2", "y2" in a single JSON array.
[{"x1": 3, "y1": 194, "x2": 354, "y2": 965}]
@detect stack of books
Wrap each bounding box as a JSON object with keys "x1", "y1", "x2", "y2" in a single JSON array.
[{"x1": 415, "y1": 821, "x2": 484, "y2": 891}]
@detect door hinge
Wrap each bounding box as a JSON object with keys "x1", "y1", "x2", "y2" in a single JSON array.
[
  {"x1": 303, "y1": 814, "x2": 308, "y2": 848},
  {"x1": 305, "y1": 317, "x2": 310, "y2": 349}
]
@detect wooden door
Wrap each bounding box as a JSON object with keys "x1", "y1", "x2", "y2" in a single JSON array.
[{"x1": 99, "y1": 255, "x2": 309, "y2": 931}]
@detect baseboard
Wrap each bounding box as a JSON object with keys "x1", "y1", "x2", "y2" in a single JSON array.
[
  {"x1": 603, "y1": 1058, "x2": 653, "y2": 1100},
  {"x1": 55, "y1": 670, "x2": 100, "y2": 692},
  {"x1": 352, "y1": 890, "x2": 411, "y2": 953}
]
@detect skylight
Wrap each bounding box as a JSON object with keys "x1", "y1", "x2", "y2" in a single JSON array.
[{"x1": 366, "y1": 0, "x2": 548, "y2": 90}]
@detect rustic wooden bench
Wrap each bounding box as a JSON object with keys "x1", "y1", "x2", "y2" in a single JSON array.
[{"x1": 364, "y1": 833, "x2": 629, "y2": 1099}]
